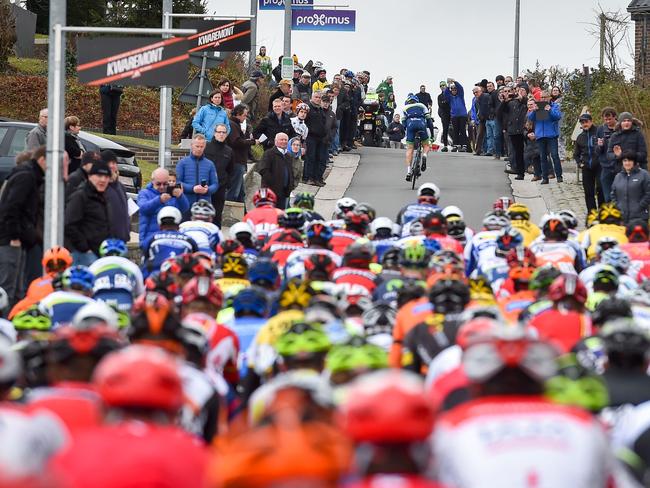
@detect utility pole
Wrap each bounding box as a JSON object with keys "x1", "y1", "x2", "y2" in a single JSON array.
[
  {"x1": 513, "y1": 0, "x2": 520, "y2": 78},
  {"x1": 44, "y1": 0, "x2": 66, "y2": 250},
  {"x1": 158, "y1": 0, "x2": 173, "y2": 168},
  {"x1": 599, "y1": 13, "x2": 606, "y2": 69},
  {"x1": 249, "y1": 0, "x2": 257, "y2": 69},
  {"x1": 284, "y1": 0, "x2": 291, "y2": 57}
]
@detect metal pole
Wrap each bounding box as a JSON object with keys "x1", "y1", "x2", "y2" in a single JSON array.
[
  {"x1": 599, "y1": 13, "x2": 606, "y2": 70},
  {"x1": 158, "y1": 0, "x2": 173, "y2": 169},
  {"x1": 44, "y1": 1, "x2": 66, "y2": 250},
  {"x1": 195, "y1": 52, "x2": 208, "y2": 112},
  {"x1": 249, "y1": 0, "x2": 258, "y2": 70},
  {"x1": 513, "y1": 0, "x2": 520, "y2": 78},
  {"x1": 284, "y1": 0, "x2": 291, "y2": 58}
]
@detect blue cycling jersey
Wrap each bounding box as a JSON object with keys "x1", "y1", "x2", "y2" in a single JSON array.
[
  {"x1": 142, "y1": 231, "x2": 198, "y2": 278},
  {"x1": 396, "y1": 202, "x2": 439, "y2": 226}
]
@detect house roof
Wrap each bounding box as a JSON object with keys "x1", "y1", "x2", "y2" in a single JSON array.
[{"x1": 628, "y1": 0, "x2": 650, "y2": 13}]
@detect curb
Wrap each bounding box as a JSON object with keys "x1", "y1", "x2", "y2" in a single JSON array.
[{"x1": 508, "y1": 174, "x2": 548, "y2": 225}]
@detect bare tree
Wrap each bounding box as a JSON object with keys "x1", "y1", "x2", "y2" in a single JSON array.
[{"x1": 586, "y1": 6, "x2": 631, "y2": 73}]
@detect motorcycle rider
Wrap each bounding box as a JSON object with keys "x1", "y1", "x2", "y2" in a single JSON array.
[{"x1": 402, "y1": 94, "x2": 435, "y2": 182}]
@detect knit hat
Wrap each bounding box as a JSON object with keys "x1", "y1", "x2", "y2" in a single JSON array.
[
  {"x1": 250, "y1": 70, "x2": 264, "y2": 80},
  {"x1": 619, "y1": 111, "x2": 634, "y2": 121},
  {"x1": 517, "y1": 82, "x2": 529, "y2": 94},
  {"x1": 89, "y1": 160, "x2": 111, "y2": 176}
]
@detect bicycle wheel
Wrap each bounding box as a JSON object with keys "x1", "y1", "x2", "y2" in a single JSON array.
[{"x1": 411, "y1": 139, "x2": 421, "y2": 190}]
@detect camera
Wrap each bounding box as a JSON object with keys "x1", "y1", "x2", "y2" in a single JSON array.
[
  {"x1": 200, "y1": 179, "x2": 207, "y2": 187},
  {"x1": 166, "y1": 183, "x2": 181, "y2": 195}
]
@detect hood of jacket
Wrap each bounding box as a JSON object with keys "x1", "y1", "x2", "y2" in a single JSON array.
[{"x1": 615, "y1": 118, "x2": 644, "y2": 132}]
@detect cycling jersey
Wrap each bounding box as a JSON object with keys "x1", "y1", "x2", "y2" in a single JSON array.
[
  {"x1": 425, "y1": 345, "x2": 462, "y2": 388},
  {"x1": 229, "y1": 316, "x2": 267, "y2": 377},
  {"x1": 581, "y1": 223, "x2": 628, "y2": 261},
  {"x1": 38, "y1": 292, "x2": 95, "y2": 329},
  {"x1": 464, "y1": 230, "x2": 500, "y2": 278},
  {"x1": 402, "y1": 102, "x2": 435, "y2": 144},
  {"x1": 89, "y1": 256, "x2": 144, "y2": 312},
  {"x1": 262, "y1": 241, "x2": 305, "y2": 269},
  {"x1": 372, "y1": 237, "x2": 400, "y2": 260},
  {"x1": 248, "y1": 309, "x2": 305, "y2": 376},
  {"x1": 401, "y1": 314, "x2": 453, "y2": 374},
  {"x1": 510, "y1": 220, "x2": 542, "y2": 247},
  {"x1": 578, "y1": 263, "x2": 638, "y2": 294},
  {"x1": 285, "y1": 248, "x2": 342, "y2": 280},
  {"x1": 214, "y1": 277, "x2": 250, "y2": 296},
  {"x1": 529, "y1": 239, "x2": 585, "y2": 274},
  {"x1": 497, "y1": 290, "x2": 537, "y2": 324},
  {"x1": 141, "y1": 231, "x2": 198, "y2": 278},
  {"x1": 179, "y1": 220, "x2": 223, "y2": 253},
  {"x1": 396, "y1": 202, "x2": 439, "y2": 227},
  {"x1": 622, "y1": 242, "x2": 650, "y2": 282},
  {"x1": 244, "y1": 206, "x2": 283, "y2": 240},
  {"x1": 529, "y1": 309, "x2": 592, "y2": 353},
  {"x1": 205, "y1": 322, "x2": 240, "y2": 387},
  {"x1": 332, "y1": 267, "x2": 377, "y2": 295},
  {"x1": 389, "y1": 297, "x2": 433, "y2": 368},
  {"x1": 346, "y1": 475, "x2": 447, "y2": 488},
  {"x1": 330, "y1": 229, "x2": 362, "y2": 256},
  {"x1": 373, "y1": 277, "x2": 425, "y2": 306},
  {"x1": 178, "y1": 361, "x2": 221, "y2": 442}
]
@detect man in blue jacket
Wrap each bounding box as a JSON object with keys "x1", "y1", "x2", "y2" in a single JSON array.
[
  {"x1": 136, "y1": 167, "x2": 190, "y2": 248},
  {"x1": 175, "y1": 134, "x2": 219, "y2": 211},
  {"x1": 444, "y1": 79, "x2": 469, "y2": 152},
  {"x1": 527, "y1": 91, "x2": 563, "y2": 184}
]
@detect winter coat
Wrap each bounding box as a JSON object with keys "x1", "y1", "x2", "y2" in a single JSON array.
[
  {"x1": 611, "y1": 166, "x2": 650, "y2": 222},
  {"x1": 136, "y1": 182, "x2": 190, "y2": 246},
  {"x1": 64, "y1": 132, "x2": 85, "y2": 173},
  {"x1": 292, "y1": 83, "x2": 312, "y2": 105},
  {"x1": 437, "y1": 93, "x2": 451, "y2": 119},
  {"x1": 253, "y1": 111, "x2": 295, "y2": 149},
  {"x1": 64, "y1": 181, "x2": 112, "y2": 255},
  {"x1": 443, "y1": 82, "x2": 468, "y2": 118},
  {"x1": 241, "y1": 79, "x2": 260, "y2": 117},
  {"x1": 487, "y1": 90, "x2": 500, "y2": 119},
  {"x1": 305, "y1": 103, "x2": 327, "y2": 140},
  {"x1": 607, "y1": 120, "x2": 648, "y2": 170},
  {"x1": 226, "y1": 116, "x2": 255, "y2": 167},
  {"x1": 0, "y1": 160, "x2": 44, "y2": 248},
  {"x1": 416, "y1": 91, "x2": 433, "y2": 108},
  {"x1": 105, "y1": 181, "x2": 130, "y2": 242},
  {"x1": 258, "y1": 147, "x2": 293, "y2": 203},
  {"x1": 204, "y1": 139, "x2": 234, "y2": 191},
  {"x1": 574, "y1": 125, "x2": 599, "y2": 169},
  {"x1": 323, "y1": 108, "x2": 337, "y2": 144},
  {"x1": 175, "y1": 153, "x2": 219, "y2": 205},
  {"x1": 192, "y1": 103, "x2": 231, "y2": 142},
  {"x1": 25, "y1": 125, "x2": 46, "y2": 151},
  {"x1": 527, "y1": 102, "x2": 562, "y2": 139},
  {"x1": 476, "y1": 93, "x2": 491, "y2": 121},
  {"x1": 499, "y1": 97, "x2": 528, "y2": 136},
  {"x1": 596, "y1": 124, "x2": 617, "y2": 168},
  {"x1": 387, "y1": 121, "x2": 405, "y2": 142}
]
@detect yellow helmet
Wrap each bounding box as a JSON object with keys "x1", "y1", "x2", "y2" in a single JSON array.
[
  {"x1": 586, "y1": 208, "x2": 599, "y2": 228},
  {"x1": 598, "y1": 203, "x2": 622, "y2": 224},
  {"x1": 507, "y1": 203, "x2": 531, "y2": 221}
]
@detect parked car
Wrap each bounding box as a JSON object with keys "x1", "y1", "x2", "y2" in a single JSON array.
[{"x1": 0, "y1": 120, "x2": 142, "y2": 197}]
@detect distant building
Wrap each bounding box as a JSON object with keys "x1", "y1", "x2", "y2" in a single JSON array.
[{"x1": 628, "y1": 0, "x2": 650, "y2": 86}]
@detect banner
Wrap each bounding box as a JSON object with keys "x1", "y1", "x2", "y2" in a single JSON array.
[
  {"x1": 180, "y1": 19, "x2": 251, "y2": 53},
  {"x1": 291, "y1": 9, "x2": 356, "y2": 31},
  {"x1": 259, "y1": 0, "x2": 313, "y2": 10},
  {"x1": 77, "y1": 37, "x2": 189, "y2": 86}
]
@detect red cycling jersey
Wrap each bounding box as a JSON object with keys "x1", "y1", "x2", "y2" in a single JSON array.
[
  {"x1": 244, "y1": 206, "x2": 284, "y2": 238},
  {"x1": 345, "y1": 475, "x2": 448, "y2": 487},
  {"x1": 528, "y1": 309, "x2": 592, "y2": 353},
  {"x1": 427, "y1": 233, "x2": 464, "y2": 255},
  {"x1": 332, "y1": 267, "x2": 377, "y2": 295},
  {"x1": 330, "y1": 229, "x2": 362, "y2": 256}
]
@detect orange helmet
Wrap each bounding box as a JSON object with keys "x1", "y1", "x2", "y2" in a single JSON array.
[{"x1": 42, "y1": 246, "x2": 73, "y2": 274}]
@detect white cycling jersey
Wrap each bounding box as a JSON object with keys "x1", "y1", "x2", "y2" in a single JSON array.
[
  {"x1": 284, "y1": 248, "x2": 342, "y2": 280},
  {"x1": 424, "y1": 344, "x2": 461, "y2": 389},
  {"x1": 179, "y1": 220, "x2": 223, "y2": 253}
]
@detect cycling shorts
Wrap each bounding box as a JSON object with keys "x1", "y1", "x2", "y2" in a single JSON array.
[{"x1": 405, "y1": 119, "x2": 430, "y2": 144}]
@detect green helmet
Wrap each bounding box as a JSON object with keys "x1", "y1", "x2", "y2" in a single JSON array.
[
  {"x1": 399, "y1": 240, "x2": 430, "y2": 269},
  {"x1": 544, "y1": 353, "x2": 609, "y2": 412},
  {"x1": 325, "y1": 336, "x2": 387, "y2": 374},
  {"x1": 529, "y1": 264, "x2": 562, "y2": 292},
  {"x1": 293, "y1": 192, "x2": 315, "y2": 210},
  {"x1": 12, "y1": 305, "x2": 52, "y2": 331},
  {"x1": 275, "y1": 321, "x2": 332, "y2": 358}
]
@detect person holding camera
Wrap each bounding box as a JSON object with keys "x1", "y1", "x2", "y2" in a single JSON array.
[
  {"x1": 175, "y1": 134, "x2": 219, "y2": 212},
  {"x1": 136, "y1": 167, "x2": 189, "y2": 248},
  {"x1": 498, "y1": 83, "x2": 529, "y2": 180}
]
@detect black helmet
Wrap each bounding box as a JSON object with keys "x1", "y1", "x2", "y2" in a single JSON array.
[
  {"x1": 429, "y1": 279, "x2": 470, "y2": 314},
  {"x1": 381, "y1": 247, "x2": 401, "y2": 270},
  {"x1": 591, "y1": 297, "x2": 633, "y2": 328}
]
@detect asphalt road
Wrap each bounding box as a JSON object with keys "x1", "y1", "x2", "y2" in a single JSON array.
[{"x1": 344, "y1": 146, "x2": 513, "y2": 229}]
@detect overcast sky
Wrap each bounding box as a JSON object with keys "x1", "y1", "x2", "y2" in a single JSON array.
[{"x1": 208, "y1": 0, "x2": 635, "y2": 105}]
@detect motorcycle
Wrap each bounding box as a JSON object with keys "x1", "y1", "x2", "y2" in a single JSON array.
[{"x1": 359, "y1": 100, "x2": 386, "y2": 147}]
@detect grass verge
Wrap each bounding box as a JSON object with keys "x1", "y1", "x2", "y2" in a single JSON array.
[{"x1": 8, "y1": 57, "x2": 47, "y2": 76}]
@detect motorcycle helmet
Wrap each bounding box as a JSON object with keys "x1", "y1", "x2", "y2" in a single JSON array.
[
  {"x1": 334, "y1": 197, "x2": 357, "y2": 219},
  {"x1": 540, "y1": 213, "x2": 569, "y2": 241},
  {"x1": 253, "y1": 188, "x2": 278, "y2": 207},
  {"x1": 293, "y1": 192, "x2": 315, "y2": 210},
  {"x1": 42, "y1": 246, "x2": 73, "y2": 274},
  {"x1": 157, "y1": 206, "x2": 182, "y2": 226},
  {"x1": 507, "y1": 203, "x2": 531, "y2": 221},
  {"x1": 98, "y1": 239, "x2": 128, "y2": 258},
  {"x1": 278, "y1": 208, "x2": 306, "y2": 229},
  {"x1": 190, "y1": 200, "x2": 216, "y2": 221}
]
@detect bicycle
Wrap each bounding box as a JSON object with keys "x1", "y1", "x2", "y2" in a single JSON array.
[{"x1": 409, "y1": 133, "x2": 423, "y2": 190}]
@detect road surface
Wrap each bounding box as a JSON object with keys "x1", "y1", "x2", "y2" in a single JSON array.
[{"x1": 344, "y1": 147, "x2": 513, "y2": 229}]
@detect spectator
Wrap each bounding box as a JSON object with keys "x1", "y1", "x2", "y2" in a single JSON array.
[
  {"x1": 292, "y1": 72, "x2": 312, "y2": 106},
  {"x1": 528, "y1": 79, "x2": 542, "y2": 101},
  {"x1": 376, "y1": 76, "x2": 394, "y2": 98},
  {"x1": 312, "y1": 68, "x2": 329, "y2": 92},
  {"x1": 290, "y1": 103, "x2": 309, "y2": 143},
  {"x1": 337, "y1": 82, "x2": 352, "y2": 152},
  {"x1": 64, "y1": 116, "x2": 85, "y2": 174},
  {"x1": 0, "y1": 145, "x2": 46, "y2": 306},
  {"x1": 486, "y1": 81, "x2": 499, "y2": 158},
  {"x1": 281, "y1": 96, "x2": 294, "y2": 117},
  {"x1": 101, "y1": 150, "x2": 130, "y2": 243},
  {"x1": 524, "y1": 120, "x2": 542, "y2": 181},
  {"x1": 255, "y1": 46, "x2": 272, "y2": 77},
  {"x1": 321, "y1": 95, "x2": 337, "y2": 163},
  {"x1": 385, "y1": 93, "x2": 397, "y2": 119},
  {"x1": 253, "y1": 98, "x2": 295, "y2": 150},
  {"x1": 597, "y1": 107, "x2": 619, "y2": 201},
  {"x1": 176, "y1": 135, "x2": 218, "y2": 208},
  {"x1": 444, "y1": 80, "x2": 469, "y2": 151},
  {"x1": 241, "y1": 70, "x2": 264, "y2": 120},
  {"x1": 65, "y1": 159, "x2": 112, "y2": 266},
  {"x1": 218, "y1": 79, "x2": 243, "y2": 111},
  {"x1": 258, "y1": 133, "x2": 293, "y2": 209},
  {"x1": 528, "y1": 90, "x2": 563, "y2": 184},
  {"x1": 574, "y1": 113, "x2": 605, "y2": 213},
  {"x1": 498, "y1": 83, "x2": 528, "y2": 180},
  {"x1": 437, "y1": 81, "x2": 451, "y2": 151},
  {"x1": 416, "y1": 85, "x2": 433, "y2": 110},
  {"x1": 136, "y1": 168, "x2": 189, "y2": 247},
  {"x1": 327, "y1": 85, "x2": 342, "y2": 155},
  {"x1": 607, "y1": 111, "x2": 648, "y2": 170},
  {"x1": 304, "y1": 91, "x2": 328, "y2": 187},
  {"x1": 205, "y1": 123, "x2": 234, "y2": 226},
  {"x1": 226, "y1": 104, "x2": 256, "y2": 206},
  {"x1": 14, "y1": 151, "x2": 32, "y2": 165},
  {"x1": 387, "y1": 113, "x2": 405, "y2": 149},
  {"x1": 99, "y1": 84, "x2": 123, "y2": 135},
  {"x1": 191, "y1": 90, "x2": 230, "y2": 142},
  {"x1": 272, "y1": 56, "x2": 284, "y2": 84},
  {"x1": 291, "y1": 66, "x2": 303, "y2": 86},
  {"x1": 66, "y1": 151, "x2": 101, "y2": 198},
  {"x1": 268, "y1": 79, "x2": 293, "y2": 112},
  {"x1": 287, "y1": 136, "x2": 304, "y2": 192},
  {"x1": 26, "y1": 109, "x2": 47, "y2": 151},
  {"x1": 611, "y1": 151, "x2": 650, "y2": 223},
  {"x1": 474, "y1": 86, "x2": 490, "y2": 156},
  {"x1": 495, "y1": 74, "x2": 505, "y2": 88}
]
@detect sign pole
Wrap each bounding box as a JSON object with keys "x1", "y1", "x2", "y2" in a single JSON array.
[
  {"x1": 44, "y1": 0, "x2": 66, "y2": 250},
  {"x1": 195, "y1": 52, "x2": 209, "y2": 112},
  {"x1": 283, "y1": 0, "x2": 291, "y2": 57},
  {"x1": 158, "y1": 0, "x2": 173, "y2": 168},
  {"x1": 513, "y1": 0, "x2": 520, "y2": 78},
  {"x1": 249, "y1": 0, "x2": 258, "y2": 69}
]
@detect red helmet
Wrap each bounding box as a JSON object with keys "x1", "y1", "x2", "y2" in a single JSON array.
[
  {"x1": 93, "y1": 345, "x2": 183, "y2": 413},
  {"x1": 456, "y1": 318, "x2": 498, "y2": 350},
  {"x1": 48, "y1": 325, "x2": 124, "y2": 363},
  {"x1": 493, "y1": 196, "x2": 513, "y2": 211},
  {"x1": 165, "y1": 253, "x2": 211, "y2": 278},
  {"x1": 344, "y1": 210, "x2": 370, "y2": 233},
  {"x1": 548, "y1": 274, "x2": 587, "y2": 304},
  {"x1": 304, "y1": 253, "x2": 337, "y2": 280},
  {"x1": 144, "y1": 270, "x2": 179, "y2": 299},
  {"x1": 216, "y1": 239, "x2": 245, "y2": 257},
  {"x1": 181, "y1": 276, "x2": 224, "y2": 309},
  {"x1": 253, "y1": 188, "x2": 278, "y2": 207},
  {"x1": 505, "y1": 246, "x2": 537, "y2": 268},
  {"x1": 338, "y1": 370, "x2": 435, "y2": 443}
]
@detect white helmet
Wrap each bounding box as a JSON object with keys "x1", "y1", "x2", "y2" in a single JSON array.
[
  {"x1": 229, "y1": 221, "x2": 256, "y2": 240},
  {"x1": 72, "y1": 301, "x2": 119, "y2": 330},
  {"x1": 334, "y1": 197, "x2": 357, "y2": 219},
  {"x1": 157, "y1": 206, "x2": 182, "y2": 226},
  {"x1": 0, "y1": 287, "x2": 8, "y2": 313},
  {"x1": 0, "y1": 336, "x2": 20, "y2": 384},
  {"x1": 191, "y1": 200, "x2": 216, "y2": 220},
  {"x1": 442, "y1": 205, "x2": 464, "y2": 220},
  {"x1": 418, "y1": 182, "x2": 440, "y2": 199},
  {"x1": 408, "y1": 221, "x2": 425, "y2": 236},
  {"x1": 0, "y1": 318, "x2": 16, "y2": 344},
  {"x1": 370, "y1": 217, "x2": 394, "y2": 235}
]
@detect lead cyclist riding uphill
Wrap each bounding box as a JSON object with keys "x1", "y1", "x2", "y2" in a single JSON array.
[{"x1": 403, "y1": 93, "x2": 435, "y2": 182}]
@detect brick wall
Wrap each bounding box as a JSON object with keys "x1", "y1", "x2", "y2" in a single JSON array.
[
  {"x1": 134, "y1": 148, "x2": 187, "y2": 166},
  {"x1": 632, "y1": 13, "x2": 650, "y2": 87}
]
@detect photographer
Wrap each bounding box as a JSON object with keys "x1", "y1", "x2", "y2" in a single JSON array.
[
  {"x1": 498, "y1": 83, "x2": 529, "y2": 179},
  {"x1": 136, "y1": 167, "x2": 189, "y2": 248}
]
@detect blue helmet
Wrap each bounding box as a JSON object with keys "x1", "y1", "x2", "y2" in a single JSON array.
[
  {"x1": 232, "y1": 288, "x2": 268, "y2": 317},
  {"x1": 306, "y1": 221, "x2": 333, "y2": 242},
  {"x1": 61, "y1": 265, "x2": 95, "y2": 292},
  {"x1": 600, "y1": 248, "x2": 631, "y2": 273},
  {"x1": 405, "y1": 93, "x2": 418, "y2": 104},
  {"x1": 248, "y1": 258, "x2": 280, "y2": 288},
  {"x1": 99, "y1": 238, "x2": 128, "y2": 257}
]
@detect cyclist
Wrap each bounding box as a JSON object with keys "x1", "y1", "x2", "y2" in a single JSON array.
[
  {"x1": 333, "y1": 241, "x2": 378, "y2": 295},
  {"x1": 285, "y1": 221, "x2": 341, "y2": 280},
  {"x1": 244, "y1": 188, "x2": 284, "y2": 241},
  {"x1": 369, "y1": 216, "x2": 399, "y2": 260},
  {"x1": 229, "y1": 287, "x2": 269, "y2": 378},
  {"x1": 293, "y1": 191, "x2": 324, "y2": 221},
  {"x1": 402, "y1": 93, "x2": 435, "y2": 182},
  {"x1": 179, "y1": 200, "x2": 223, "y2": 253},
  {"x1": 329, "y1": 196, "x2": 357, "y2": 229},
  {"x1": 507, "y1": 203, "x2": 541, "y2": 246},
  {"x1": 330, "y1": 210, "x2": 370, "y2": 256},
  {"x1": 180, "y1": 276, "x2": 224, "y2": 318},
  {"x1": 530, "y1": 213, "x2": 586, "y2": 274},
  {"x1": 581, "y1": 202, "x2": 628, "y2": 261},
  {"x1": 464, "y1": 212, "x2": 510, "y2": 278},
  {"x1": 37, "y1": 266, "x2": 96, "y2": 329},
  {"x1": 442, "y1": 205, "x2": 474, "y2": 245},
  {"x1": 396, "y1": 182, "x2": 441, "y2": 229}
]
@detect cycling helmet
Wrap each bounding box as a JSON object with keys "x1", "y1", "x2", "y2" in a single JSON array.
[
  {"x1": 249, "y1": 258, "x2": 280, "y2": 289},
  {"x1": 370, "y1": 217, "x2": 394, "y2": 237},
  {"x1": 507, "y1": 203, "x2": 531, "y2": 221},
  {"x1": 591, "y1": 297, "x2": 633, "y2": 328},
  {"x1": 447, "y1": 219, "x2": 466, "y2": 240},
  {"x1": 495, "y1": 226, "x2": 523, "y2": 256},
  {"x1": 342, "y1": 241, "x2": 374, "y2": 268},
  {"x1": 442, "y1": 205, "x2": 464, "y2": 220},
  {"x1": 626, "y1": 220, "x2": 649, "y2": 243},
  {"x1": 190, "y1": 200, "x2": 216, "y2": 220},
  {"x1": 157, "y1": 206, "x2": 182, "y2": 226},
  {"x1": 381, "y1": 247, "x2": 401, "y2": 269},
  {"x1": 42, "y1": 246, "x2": 73, "y2": 274},
  {"x1": 0, "y1": 337, "x2": 20, "y2": 386},
  {"x1": 182, "y1": 276, "x2": 224, "y2": 310},
  {"x1": 396, "y1": 281, "x2": 426, "y2": 308},
  {"x1": 295, "y1": 102, "x2": 311, "y2": 114},
  {"x1": 60, "y1": 266, "x2": 94, "y2": 293},
  {"x1": 429, "y1": 279, "x2": 470, "y2": 314},
  {"x1": 430, "y1": 249, "x2": 464, "y2": 275},
  {"x1": 593, "y1": 265, "x2": 620, "y2": 293},
  {"x1": 72, "y1": 301, "x2": 120, "y2": 330},
  {"x1": 540, "y1": 213, "x2": 569, "y2": 241},
  {"x1": 334, "y1": 197, "x2": 357, "y2": 219},
  {"x1": 600, "y1": 318, "x2": 650, "y2": 359},
  {"x1": 595, "y1": 236, "x2": 619, "y2": 257},
  {"x1": 405, "y1": 93, "x2": 419, "y2": 105},
  {"x1": 232, "y1": 288, "x2": 268, "y2": 317},
  {"x1": 293, "y1": 192, "x2": 315, "y2": 210},
  {"x1": 586, "y1": 208, "x2": 599, "y2": 228},
  {"x1": 417, "y1": 182, "x2": 441, "y2": 202},
  {"x1": 339, "y1": 369, "x2": 434, "y2": 443},
  {"x1": 421, "y1": 210, "x2": 447, "y2": 234},
  {"x1": 229, "y1": 221, "x2": 256, "y2": 242},
  {"x1": 278, "y1": 207, "x2": 306, "y2": 229},
  {"x1": 98, "y1": 238, "x2": 127, "y2": 258},
  {"x1": 598, "y1": 202, "x2": 622, "y2": 224},
  {"x1": 167, "y1": 253, "x2": 212, "y2": 278},
  {"x1": 221, "y1": 252, "x2": 248, "y2": 278},
  {"x1": 304, "y1": 253, "x2": 337, "y2": 281},
  {"x1": 93, "y1": 345, "x2": 183, "y2": 413},
  {"x1": 493, "y1": 196, "x2": 513, "y2": 211},
  {"x1": 544, "y1": 353, "x2": 609, "y2": 412},
  {"x1": 12, "y1": 306, "x2": 51, "y2": 332},
  {"x1": 548, "y1": 275, "x2": 587, "y2": 304},
  {"x1": 276, "y1": 322, "x2": 331, "y2": 360},
  {"x1": 325, "y1": 336, "x2": 387, "y2": 377},
  {"x1": 456, "y1": 317, "x2": 499, "y2": 350},
  {"x1": 216, "y1": 239, "x2": 245, "y2": 257},
  {"x1": 362, "y1": 302, "x2": 397, "y2": 336},
  {"x1": 306, "y1": 221, "x2": 333, "y2": 243},
  {"x1": 48, "y1": 324, "x2": 123, "y2": 364},
  {"x1": 253, "y1": 188, "x2": 277, "y2": 207},
  {"x1": 505, "y1": 246, "x2": 537, "y2": 269},
  {"x1": 529, "y1": 264, "x2": 562, "y2": 292},
  {"x1": 399, "y1": 240, "x2": 430, "y2": 269},
  {"x1": 600, "y1": 248, "x2": 631, "y2": 273},
  {"x1": 482, "y1": 211, "x2": 510, "y2": 231},
  {"x1": 279, "y1": 279, "x2": 316, "y2": 310},
  {"x1": 144, "y1": 270, "x2": 179, "y2": 299},
  {"x1": 344, "y1": 209, "x2": 370, "y2": 234},
  {"x1": 558, "y1": 209, "x2": 578, "y2": 230},
  {"x1": 355, "y1": 203, "x2": 377, "y2": 222}
]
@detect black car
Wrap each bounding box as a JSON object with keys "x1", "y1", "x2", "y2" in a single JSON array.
[{"x1": 0, "y1": 121, "x2": 142, "y2": 197}]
